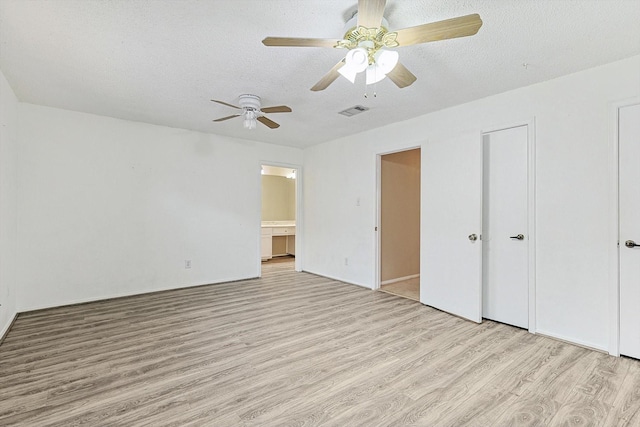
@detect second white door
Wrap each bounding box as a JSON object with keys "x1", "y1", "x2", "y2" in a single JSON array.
[
  {"x1": 482, "y1": 125, "x2": 529, "y2": 329},
  {"x1": 619, "y1": 102, "x2": 640, "y2": 359}
]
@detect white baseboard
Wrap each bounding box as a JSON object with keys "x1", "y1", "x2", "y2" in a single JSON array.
[
  {"x1": 535, "y1": 329, "x2": 608, "y2": 353},
  {"x1": 18, "y1": 275, "x2": 257, "y2": 313},
  {"x1": 302, "y1": 269, "x2": 372, "y2": 290},
  {"x1": 0, "y1": 312, "x2": 18, "y2": 345},
  {"x1": 381, "y1": 274, "x2": 420, "y2": 286}
]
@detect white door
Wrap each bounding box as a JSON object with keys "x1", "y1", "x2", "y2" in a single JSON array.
[
  {"x1": 619, "y1": 102, "x2": 640, "y2": 359},
  {"x1": 482, "y1": 126, "x2": 529, "y2": 328},
  {"x1": 422, "y1": 132, "x2": 483, "y2": 323}
]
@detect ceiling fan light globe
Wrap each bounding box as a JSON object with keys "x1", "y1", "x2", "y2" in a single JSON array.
[
  {"x1": 338, "y1": 63, "x2": 358, "y2": 83},
  {"x1": 243, "y1": 117, "x2": 257, "y2": 130},
  {"x1": 366, "y1": 64, "x2": 386, "y2": 85},
  {"x1": 339, "y1": 47, "x2": 370, "y2": 84},
  {"x1": 375, "y1": 49, "x2": 399, "y2": 74},
  {"x1": 365, "y1": 50, "x2": 399, "y2": 85},
  {"x1": 345, "y1": 47, "x2": 369, "y2": 72}
]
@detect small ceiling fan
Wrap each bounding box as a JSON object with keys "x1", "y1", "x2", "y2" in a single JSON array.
[
  {"x1": 262, "y1": 0, "x2": 482, "y2": 91},
  {"x1": 211, "y1": 94, "x2": 292, "y2": 129}
]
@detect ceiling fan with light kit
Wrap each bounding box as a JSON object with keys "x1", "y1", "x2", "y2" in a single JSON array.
[
  {"x1": 211, "y1": 94, "x2": 292, "y2": 129},
  {"x1": 262, "y1": 0, "x2": 483, "y2": 91}
]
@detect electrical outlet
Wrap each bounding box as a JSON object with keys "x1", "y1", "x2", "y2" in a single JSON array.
[
  {"x1": 185, "y1": 260, "x2": 191, "y2": 269},
  {"x1": 344, "y1": 257, "x2": 348, "y2": 266}
]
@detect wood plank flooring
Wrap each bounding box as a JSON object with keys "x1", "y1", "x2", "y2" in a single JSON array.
[
  {"x1": 380, "y1": 277, "x2": 420, "y2": 301},
  {"x1": 1, "y1": 260, "x2": 639, "y2": 426}
]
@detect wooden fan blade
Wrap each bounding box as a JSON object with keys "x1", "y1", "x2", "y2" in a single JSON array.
[
  {"x1": 262, "y1": 37, "x2": 341, "y2": 48},
  {"x1": 357, "y1": 0, "x2": 387, "y2": 28},
  {"x1": 213, "y1": 114, "x2": 241, "y2": 122},
  {"x1": 257, "y1": 116, "x2": 280, "y2": 129},
  {"x1": 211, "y1": 99, "x2": 240, "y2": 109},
  {"x1": 261, "y1": 106, "x2": 292, "y2": 114},
  {"x1": 394, "y1": 14, "x2": 483, "y2": 46},
  {"x1": 386, "y1": 62, "x2": 417, "y2": 88},
  {"x1": 311, "y1": 59, "x2": 345, "y2": 91}
]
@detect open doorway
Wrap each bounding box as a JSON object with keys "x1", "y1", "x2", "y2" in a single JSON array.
[
  {"x1": 378, "y1": 148, "x2": 421, "y2": 301},
  {"x1": 261, "y1": 165, "x2": 297, "y2": 275}
]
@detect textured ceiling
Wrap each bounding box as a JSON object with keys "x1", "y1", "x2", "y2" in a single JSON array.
[{"x1": 1, "y1": 0, "x2": 639, "y2": 148}]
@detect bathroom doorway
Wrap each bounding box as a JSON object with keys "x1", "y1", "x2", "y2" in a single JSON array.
[{"x1": 260, "y1": 165, "x2": 297, "y2": 275}]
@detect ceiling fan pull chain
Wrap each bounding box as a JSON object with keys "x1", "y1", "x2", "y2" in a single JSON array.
[
  {"x1": 374, "y1": 65, "x2": 378, "y2": 97},
  {"x1": 363, "y1": 74, "x2": 377, "y2": 98}
]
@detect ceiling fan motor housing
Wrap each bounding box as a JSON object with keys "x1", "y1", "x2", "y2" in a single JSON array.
[
  {"x1": 238, "y1": 94, "x2": 261, "y2": 112},
  {"x1": 343, "y1": 13, "x2": 390, "y2": 36},
  {"x1": 211, "y1": 94, "x2": 289, "y2": 129}
]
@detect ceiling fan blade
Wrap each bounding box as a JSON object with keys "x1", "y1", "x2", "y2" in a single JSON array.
[
  {"x1": 211, "y1": 99, "x2": 241, "y2": 109},
  {"x1": 262, "y1": 37, "x2": 341, "y2": 48},
  {"x1": 311, "y1": 59, "x2": 346, "y2": 91},
  {"x1": 213, "y1": 114, "x2": 241, "y2": 122},
  {"x1": 394, "y1": 14, "x2": 483, "y2": 46},
  {"x1": 386, "y1": 62, "x2": 417, "y2": 88},
  {"x1": 261, "y1": 106, "x2": 292, "y2": 114},
  {"x1": 257, "y1": 116, "x2": 280, "y2": 129},
  {"x1": 357, "y1": 0, "x2": 387, "y2": 28}
]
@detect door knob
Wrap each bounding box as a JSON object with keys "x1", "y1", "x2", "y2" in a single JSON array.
[
  {"x1": 626, "y1": 240, "x2": 639, "y2": 248},
  {"x1": 510, "y1": 234, "x2": 525, "y2": 240},
  {"x1": 468, "y1": 234, "x2": 478, "y2": 241}
]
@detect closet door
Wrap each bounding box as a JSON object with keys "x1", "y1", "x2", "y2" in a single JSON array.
[
  {"x1": 619, "y1": 103, "x2": 640, "y2": 359},
  {"x1": 422, "y1": 132, "x2": 483, "y2": 322},
  {"x1": 482, "y1": 126, "x2": 529, "y2": 329}
]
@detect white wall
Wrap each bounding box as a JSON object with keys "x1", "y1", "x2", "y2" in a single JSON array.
[
  {"x1": 0, "y1": 69, "x2": 19, "y2": 338},
  {"x1": 303, "y1": 55, "x2": 640, "y2": 351},
  {"x1": 17, "y1": 104, "x2": 302, "y2": 311}
]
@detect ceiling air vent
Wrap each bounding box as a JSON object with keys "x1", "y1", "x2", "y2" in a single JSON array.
[{"x1": 338, "y1": 105, "x2": 370, "y2": 117}]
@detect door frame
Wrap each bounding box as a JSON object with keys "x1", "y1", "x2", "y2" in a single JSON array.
[
  {"x1": 374, "y1": 145, "x2": 422, "y2": 291},
  {"x1": 481, "y1": 118, "x2": 537, "y2": 333},
  {"x1": 608, "y1": 96, "x2": 640, "y2": 357},
  {"x1": 258, "y1": 161, "x2": 303, "y2": 276}
]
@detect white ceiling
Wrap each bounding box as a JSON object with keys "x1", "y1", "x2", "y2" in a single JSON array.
[{"x1": 1, "y1": 0, "x2": 639, "y2": 148}]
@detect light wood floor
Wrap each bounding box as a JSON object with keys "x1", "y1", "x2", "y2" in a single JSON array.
[
  {"x1": 380, "y1": 277, "x2": 420, "y2": 301},
  {"x1": 1, "y1": 261, "x2": 639, "y2": 426},
  {"x1": 261, "y1": 255, "x2": 296, "y2": 274}
]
